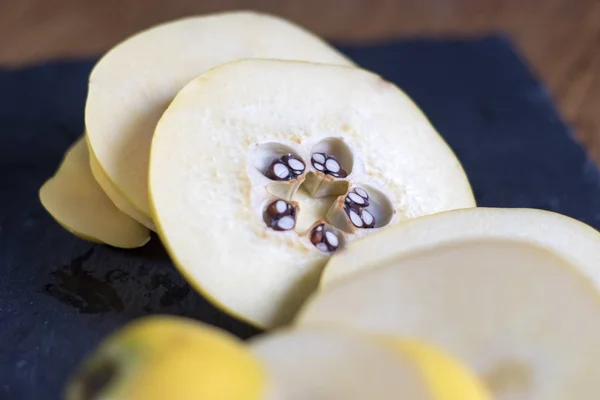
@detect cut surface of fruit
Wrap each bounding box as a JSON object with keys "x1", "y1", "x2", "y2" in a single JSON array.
[
  {"x1": 85, "y1": 10, "x2": 355, "y2": 220},
  {"x1": 250, "y1": 327, "x2": 481, "y2": 400},
  {"x1": 39, "y1": 137, "x2": 150, "y2": 248},
  {"x1": 86, "y1": 138, "x2": 156, "y2": 231},
  {"x1": 320, "y1": 207, "x2": 600, "y2": 287},
  {"x1": 149, "y1": 59, "x2": 475, "y2": 328},
  {"x1": 297, "y1": 239, "x2": 600, "y2": 400},
  {"x1": 66, "y1": 316, "x2": 269, "y2": 400}
]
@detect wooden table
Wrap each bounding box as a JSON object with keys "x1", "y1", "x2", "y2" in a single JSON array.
[{"x1": 2, "y1": 0, "x2": 599, "y2": 162}]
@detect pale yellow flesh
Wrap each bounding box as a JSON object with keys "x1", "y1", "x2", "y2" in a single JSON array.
[
  {"x1": 66, "y1": 316, "x2": 268, "y2": 400},
  {"x1": 250, "y1": 327, "x2": 433, "y2": 400},
  {"x1": 86, "y1": 10, "x2": 355, "y2": 219},
  {"x1": 39, "y1": 137, "x2": 150, "y2": 248},
  {"x1": 149, "y1": 59, "x2": 475, "y2": 329},
  {"x1": 86, "y1": 138, "x2": 156, "y2": 231},
  {"x1": 321, "y1": 207, "x2": 600, "y2": 287},
  {"x1": 297, "y1": 240, "x2": 600, "y2": 400}
]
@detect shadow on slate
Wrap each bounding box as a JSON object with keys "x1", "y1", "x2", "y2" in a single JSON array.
[{"x1": 1, "y1": 35, "x2": 600, "y2": 399}]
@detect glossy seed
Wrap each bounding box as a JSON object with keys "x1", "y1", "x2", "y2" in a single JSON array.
[
  {"x1": 348, "y1": 209, "x2": 363, "y2": 227},
  {"x1": 312, "y1": 153, "x2": 326, "y2": 164},
  {"x1": 354, "y1": 187, "x2": 368, "y2": 199},
  {"x1": 361, "y1": 209, "x2": 375, "y2": 228},
  {"x1": 325, "y1": 158, "x2": 341, "y2": 173},
  {"x1": 310, "y1": 223, "x2": 340, "y2": 252},
  {"x1": 264, "y1": 199, "x2": 296, "y2": 231}
]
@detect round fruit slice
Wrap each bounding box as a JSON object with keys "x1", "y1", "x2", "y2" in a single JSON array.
[
  {"x1": 249, "y1": 327, "x2": 489, "y2": 400},
  {"x1": 149, "y1": 59, "x2": 475, "y2": 328},
  {"x1": 39, "y1": 137, "x2": 150, "y2": 248},
  {"x1": 85, "y1": 10, "x2": 355, "y2": 221},
  {"x1": 296, "y1": 239, "x2": 600, "y2": 400},
  {"x1": 66, "y1": 316, "x2": 269, "y2": 400},
  {"x1": 87, "y1": 138, "x2": 156, "y2": 231},
  {"x1": 320, "y1": 207, "x2": 600, "y2": 287}
]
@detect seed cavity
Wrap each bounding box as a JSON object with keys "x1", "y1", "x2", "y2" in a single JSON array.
[
  {"x1": 310, "y1": 224, "x2": 340, "y2": 253},
  {"x1": 311, "y1": 152, "x2": 348, "y2": 178},
  {"x1": 264, "y1": 199, "x2": 296, "y2": 231},
  {"x1": 265, "y1": 154, "x2": 305, "y2": 181},
  {"x1": 344, "y1": 187, "x2": 376, "y2": 228}
]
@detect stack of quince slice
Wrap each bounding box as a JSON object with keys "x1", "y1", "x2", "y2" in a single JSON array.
[{"x1": 36, "y1": 11, "x2": 600, "y2": 400}]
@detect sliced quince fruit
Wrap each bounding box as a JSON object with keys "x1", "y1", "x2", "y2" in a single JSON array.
[
  {"x1": 65, "y1": 316, "x2": 269, "y2": 400},
  {"x1": 85, "y1": 10, "x2": 354, "y2": 222},
  {"x1": 297, "y1": 239, "x2": 600, "y2": 400},
  {"x1": 149, "y1": 59, "x2": 475, "y2": 329},
  {"x1": 86, "y1": 138, "x2": 156, "y2": 231},
  {"x1": 320, "y1": 207, "x2": 600, "y2": 286},
  {"x1": 39, "y1": 137, "x2": 150, "y2": 248},
  {"x1": 249, "y1": 327, "x2": 489, "y2": 400}
]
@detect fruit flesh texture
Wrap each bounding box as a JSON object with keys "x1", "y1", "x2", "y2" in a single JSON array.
[
  {"x1": 250, "y1": 327, "x2": 433, "y2": 400},
  {"x1": 85, "y1": 10, "x2": 355, "y2": 220},
  {"x1": 297, "y1": 239, "x2": 600, "y2": 400},
  {"x1": 320, "y1": 207, "x2": 600, "y2": 287},
  {"x1": 66, "y1": 316, "x2": 268, "y2": 400},
  {"x1": 39, "y1": 137, "x2": 150, "y2": 248},
  {"x1": 149, "y1": 59, "x2": 475, "y2": 329}
]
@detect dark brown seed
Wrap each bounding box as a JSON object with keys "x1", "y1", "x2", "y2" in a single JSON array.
[
  {"x1": 345, "y1": 204, "x2": 376, "y2": 229},
  {"x1": 361, "y1": 209, "x2": 376, "y2": 228},
  {"x1": 311, "y1": 153, "x2": 326, "y2": 164},
  {"x1": 282, "y1": 154, "x2": 305, "y2": 175},
  {"x1": 346, "y1": 189, "x2": 369, "y2": 208},
  {"x1": 310, "y1": 224, "x2": 324, "y2": 245},
  {"x1": 310, "y1": 224, "x2": 340, "y2": 252},
  {"x1": 311, "y1": 152, "x2": 347, "y2": 178},
  {"x1": 354, "y1": 187, "x2": 369, "y2": 201},
  {"x1": 265, "y1": 154, "x2": 306, "y2": 181},
  {"x1": 265, "y1": 160, "x2": 291, "y2": 181},
  {"x1": 264, "y1": 199, "x2": 296, "y2": 231},
  {"x1": 345, "y1": 188, "x2": 369, "y2": 209}
]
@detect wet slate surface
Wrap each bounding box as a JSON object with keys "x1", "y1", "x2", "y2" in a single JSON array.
[{"x1": 1, "y1": 36, "x2": 600, "y2": 399}]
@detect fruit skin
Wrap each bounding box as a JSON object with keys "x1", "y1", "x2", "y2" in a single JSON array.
[
  {"x1": 380, "y1": 337, "x2": 491, "y2": 400},
  {"x1": 39, "y1": 136, "x2": 150, "y2": 248},
  {"x1": 85, "y1": 10, "x2": 355, "y2": 220},
  {"x1": 66, "y1": 315, "x2": 268, "y2": 400},
  {"x1": 320, "y1": 207, "x2": 600, "y2": 287},
  {"x1": 86, "y1": 136, "x2": 156, "y2": 231}
]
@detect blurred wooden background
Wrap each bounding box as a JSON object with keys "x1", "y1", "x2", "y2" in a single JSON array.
[{"x1": 1, "y1": 0, "x2": 599, "y2": 162}]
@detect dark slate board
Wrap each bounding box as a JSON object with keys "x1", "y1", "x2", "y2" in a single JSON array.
[{"x1": 1, "y1": 35, "x2": 600, "y2": 399}]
